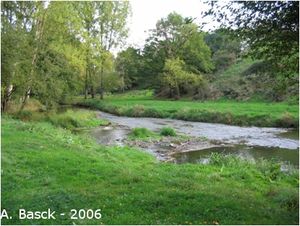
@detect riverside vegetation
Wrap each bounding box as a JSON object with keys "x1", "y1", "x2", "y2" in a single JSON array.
[
  {"x1": 2, "y1": 110, "x2": 299, "y2": 225},
  {"x1": 76, "y1": 90, "x2": 299, "y2": 128}
]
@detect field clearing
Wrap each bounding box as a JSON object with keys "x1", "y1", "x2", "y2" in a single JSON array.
[{"x1": 76, "y1": 91, "x2": 299, "y2": 128}]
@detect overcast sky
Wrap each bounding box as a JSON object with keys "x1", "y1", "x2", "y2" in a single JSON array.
[{"x1": 126, "y1": 0, "x2": 219, "y2": 49}]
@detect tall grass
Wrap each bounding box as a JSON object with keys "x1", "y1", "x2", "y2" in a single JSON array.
[{"x1": 9, "y1": 103, "x2": 109, "y2": 130}]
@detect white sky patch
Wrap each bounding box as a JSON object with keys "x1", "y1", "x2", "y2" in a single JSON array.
[{"x1": 126, "y1": 0, "x2": 220, "y2": 49}]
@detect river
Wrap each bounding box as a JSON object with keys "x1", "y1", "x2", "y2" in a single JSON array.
[{"x1": 91, "y1": 111, "x2": 299, "y2": 167}]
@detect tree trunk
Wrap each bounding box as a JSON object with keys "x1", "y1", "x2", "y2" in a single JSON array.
[
  {"x1": 91, "y1": 85, "x2": 95, "y2": 98},
  {"x1": 19, "y1": 88, "x2": 31, "y2": 111},
  {"x1": 2, "y1": 81, "x2": 13, "y2": 112},
  {"x1": 19, "y1": 3, "x2": 47, "y2": 111},
  {"x1": 100, "y1": 60, "x2": 104, "y2": 100},
  {"x1": 121, "y1": 75, "x2": 125, "y2": 93},
  {"x1": 84, "y1": 67, "x2": 88, "y2": 99},
  {"x1": 174, "y1": 84, "x2": 180, "y2": 100}
]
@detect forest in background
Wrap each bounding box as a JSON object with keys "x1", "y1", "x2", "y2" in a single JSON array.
[{"x1": 1, "y1": 1, "x2": 299, "y2": 113}]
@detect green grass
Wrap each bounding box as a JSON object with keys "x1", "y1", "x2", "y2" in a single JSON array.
[
  {"x1": 2, "y1": 117, "x2": 299, "y2": 224},
  {"x1": 128, "y1": 127, "x2": 159, "y2": 140},
  {"x1": 11, "y1": 108, "x2": 109, "y2": 130},
  {"x1": 160, "y1": 127, "x2": 177, "y2": 136},
  {"x1": 76, "y1": 90, "x2": 299, "y2": 128},
  {"x1": 47, "y1": 109, "x2": 109, "y2": 129},
  {"x1": 216, "y1": 58, "x2": 259, "y2": 78}
]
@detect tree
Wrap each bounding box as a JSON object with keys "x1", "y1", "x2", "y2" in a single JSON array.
[
  {"x1": 1, "y1": 1, "x2": 86, "y2": 110},
  {"x1": 138, "y1": 12, "x2": 213, "y2": 92},
  {"x1": 146, "y1": 12, "x2": 214, "y2": 73},
  {"x1": 204, "y1": 29, "x2": 242, "y2": 72},
  {"x1": 96, "y1": 1, "x2": 130, "y2": 99},
  {"x1": 62, "y1": 1, "x2": 130, "y2": 100},
  {"x1": 204, "y1": 1, "x2": 299, "y2": 76},
  {"x1": 161, "y1": 58, "x2": 205, "y2": 99},
  {"x1": 115, "y1": 47, "x2": 142, "y2": 91}
]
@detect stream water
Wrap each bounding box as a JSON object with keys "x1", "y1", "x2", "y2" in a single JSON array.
[{"x1": 91, "y1": 111, "x2": 299, "y2": 167}]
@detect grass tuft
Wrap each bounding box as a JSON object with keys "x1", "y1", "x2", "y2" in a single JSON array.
[
  {"x1": 129, "y1": 127, "x2": 158, "y2": 140},
  {"x1": 160, "y1": 127, "x2": 177, "y2": 136}
]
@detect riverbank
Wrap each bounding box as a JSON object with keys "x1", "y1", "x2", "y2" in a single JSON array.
[
  {"x1": 89, "y1": 110, "x2": 299, "y2": 166},
  {"x1": 74, "y1": 91, "x2": 299, "y2": 128},
  {"x1": 2, "y1": 116, "x2": 299, "y2": 224}
]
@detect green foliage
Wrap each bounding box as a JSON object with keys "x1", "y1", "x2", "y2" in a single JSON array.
[
  {"x1": 205, "y1": 1, "x2": 299, "y2": 76},
  {"x1": 160, "y1": 127, "x2": 177, "y2": 136},
  {"x1": 204, "y1": 29, "x2": 241, "y2": 72},
  {"x1": 12, "y1": 110, "x2": 33, "y2": 121},
  {"x1": 124, "y1": 12, "x2": 214, "y2": 92},
  {"x1": 47, "y1": 109, "x2": 109, "y2": 129},
  {"x1": 160, "y1": 58, "x2": 205, "y2": 99},
  {"x1": 1, "y1": 1, "x2": 131, "y2": 110},
  {"x1": 9, "y1": 104, "x2": 109, "y2": 130},
  {"x1": 2, "y1": 117, "x2": 299, "y2": 224},
  {"x1": 210, "y1": 58, "x2": 299, "y2": 102},
  {"x1": 116, "y1": 47, "x2": 142, "y2": 90},
  {"x1": 129, "y1": 127, "x2": 158, "y2": 140}
]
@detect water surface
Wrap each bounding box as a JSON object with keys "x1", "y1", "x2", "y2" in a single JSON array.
[
  {"x1": 97, "y1": 111, "x2": 299, "y2": 150},
  {"x1": 172, "y1": 145, "x2": 299, "y2": 167}
]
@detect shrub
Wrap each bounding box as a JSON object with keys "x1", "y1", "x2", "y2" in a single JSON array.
[{"x1": 160, "y1": 127, "x2": 177, "y2": 136}]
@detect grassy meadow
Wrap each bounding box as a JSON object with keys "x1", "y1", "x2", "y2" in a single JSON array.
[
  {"x1": 1, "y1": 115, "x2": 299, "y2": 225},
  {"x1": 76, "y1": 90, "x2": 299, "y2": 128}
]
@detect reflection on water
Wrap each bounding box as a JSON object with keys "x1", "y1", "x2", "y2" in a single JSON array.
[
  {"x1": 173, "y1": 145, "x2": 299, "y2": 167},
  {"x1": 278, "y1": 130, "x2": 299, "y2": 140},
  {"x1": 91, "y1": 126, "x2": 130, "y2": 146}
]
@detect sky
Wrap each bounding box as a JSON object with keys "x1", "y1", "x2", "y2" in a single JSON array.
[{"x1": 126, "y1": 0, "x2": 219, "y2": 49}]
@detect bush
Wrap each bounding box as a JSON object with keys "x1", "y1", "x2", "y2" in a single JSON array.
[{"x1": 160, "y1": 127, "x2": 177, "y2": 136}]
